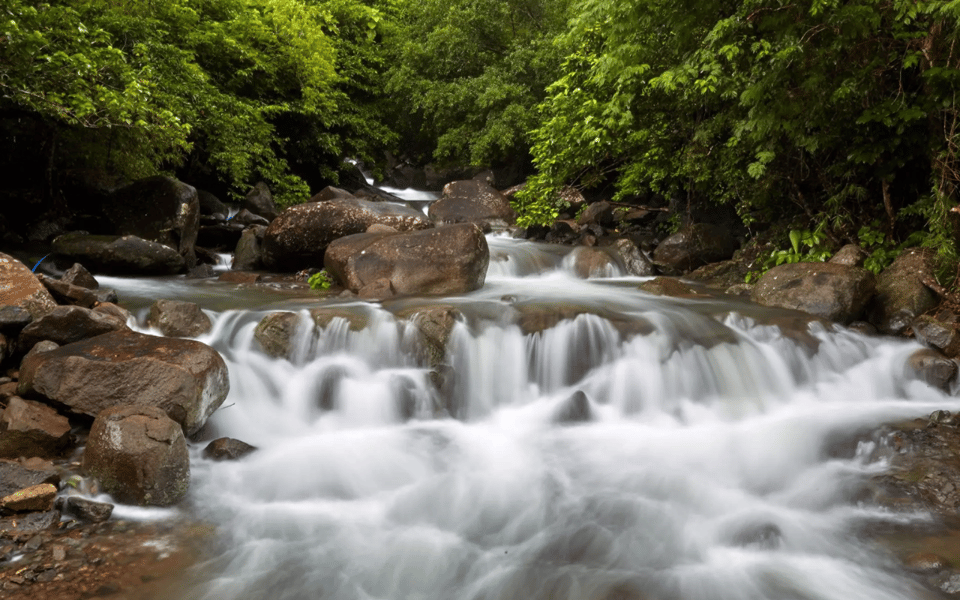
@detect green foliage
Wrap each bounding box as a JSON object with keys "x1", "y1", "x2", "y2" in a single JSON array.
[
  {"x1": 744, "y1": 225, "x2": 831, "y2": 282},
  {"x1": 308, "y1": 269, "x2": 334, "y2": 290}
]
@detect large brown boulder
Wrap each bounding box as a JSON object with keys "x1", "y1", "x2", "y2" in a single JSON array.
[
  {"x1": 0, "y1": 253, "x2": 58, "y2": 319},
  {"x1": 324, "y1": 223, "x2": 489, "y2": 297},
  {"x1": 18, "y1": 329, "x2": 229, "y2": 436},
  {"x1": 82, "y1": 405, "x2": 189, "y2": 506},
  {"x1": 428, "y1": 180, "x2": 516, "y2": 228},
  {"x1": 652, "y1": 223, "x2": 738, "y2": 274},
  {"x1": 18, "y1": 305, "x2": 127, "y2": 349},
  {"x1": 104, "y1": 176, "x2": 200, "y2": 268},
  {"x1": 868, "y1": 249, "x2": 939, "y2": 335},
  {"x1": 262, "y1": 198, "x2": 432, "y2": 271},
  {"x1": 52, "y1": 233, "x2": 186, "y2": 275},
  {"x1": 751, "y1": 262, "x2": 876, "y2": 324}
]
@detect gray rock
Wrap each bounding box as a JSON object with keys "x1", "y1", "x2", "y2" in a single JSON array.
[
  {"x1": 18, "y1": 305, "x2": 127, "y2": 349},
  {"x1": 0, "y1": 306, "x2": 31, "y2": 337},
  {"x1": 913, "y1": 315, "x2": 960, "y2": 357},
  {"x1": 82, "y1": 405, "x2": 190, "y2": 506},
  {"x1": 18, "y1": 329, "x2": 229, "y2": 436},
  {"x1": 232, "y1": 208, "x2": 270, "y2": 227},
  {"x1": 324, "y1": 223, "x2": 489, "y2": 296},
  {"x1": 652, "y1": 224, "x2": 738, "y2": 274},
  {"x1": 242, "y1": 182, "x2": 278, "y2": 222},
  {"x1": 254, "y1": 312, "x2": 300, "y2": 359},
  {"x1": 613, "y1": 239, "x2": 656, "y2": 276},
  {"x1": 553, "y1": 390, "x2": 593, "y2": 424},
  {"x1": 105, "y1": 176, "x2": 200, "y2": 268},
  {"x1": 52, "y1": 233, "x2": 186, "y2": 275},
  {"x1": 0, "y1": 510, "x2": 60, "y2": 535},
  {"x1": 37, "y1": 274, "x2": 98, "y2": 308},
  {"x1": 905, "y1": 348, "x2": 958, "y2": 392},
  {"x1": 63, "y1": 496, "x2": 114, "y2": 522},
  {"x1": 146, "y1": 299, "x2": 212, "y2": 338},
  {"x1": 262, "y1": 197, "x2": 432, "y2": 271},
  {"x1": 868, "y1": 249, "x2": 938, "y2": 335},
  {"x1": 0, "y1": 459, "x2": 60, "y2": 497},
  {"x1": 233, "y1": 225, "x2": 266, "y2": 271},
  {"x1": 429, "y1": 180, "x2": 516, "y2": 228},
  {"x1": 829, "y1": 244, "x2": 868, "y2": 268},
  {"x1": 751, "y1": 262, "x2": 876, "y2": 324},
  {"x1": 569, "y1": 247, "x2": 618, "y2": 278},
  {"x1": 198, "y1": 189, "x2": 229, "y2": 219},
  {"x1": 60, "y1": 263, "x2": 99, "y2": 290}
]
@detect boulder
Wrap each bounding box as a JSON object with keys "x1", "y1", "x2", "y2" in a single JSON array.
[
  {"x1": 868, "y1": 249, "x2": 939, "y2": 335},
  {"x1": 52, "y1": 233, "x2": 186, "y2": 275},
  {"x1": 399, "y1": 306, "x2": 461, "y2": 367},
  {"x1": 262, "y1": 197, "x2": 432, "y2": 271},
  {"x1": 553, "y1": 390, "x2": 593, "y2": 424},
  {"x1": 324, "y1": 223, "x2": 489, "y2": 296},
  {"x1": 0, "y1": 397, "x2": 71, "y2": 459},
  {"x1": 751, "y1": 262, "x2": 876, "y2": 324},
  {"x1": 312, "y1": 186, "x2": 357, "y2": 202},
  {"x1": 146, "y1": 299, "x2": 212, "y2": 338},
  {"x1": 232, "y1": 225, "x2": 266, "y2": 271},
  {"x1": 569, "y1": 247, "x2": 618, "y2": 278},
  {"x1": 0, "y1": 253, "x2": 58, "y2": 319},
  {"x1": 232, "y1": 208, "x2": 270, "y2": 227},
  {"x1": 652, "y1": 224, "x2": 739, "y2": 274},
  {"x1": 62, "y1": 496, "x2": 114, "y2": 522},
  {"x1": 18, "y1": 329, "x2": 229, "y2": 436},
  {"x1": 82, "y1": 405, "x2": 190, "y2": 506},
  {"x1": 93, "y1": 302, "x2": 133, "y2": 325},
  {"x1": 905, "y1": 348, "x2": 957, "y2": 392},
  {"x1": 577, "y1": 201, "x2": 618, "y2": 228},
  {"x1": 242, "y1": 182, "x2": 278, "y2": 221},
  {"x1": 0, "y1": 459, "x2": 60, "y2": 497},
  {"x1": 202, "y1": 437, "x2": 257, "y2": 461},
  {"x1": 613, "y1": 239, "x2": 656, "y2": 277},
  {"x1": 60, "y1": 263, "x2": 99, "y2": 290},
  {"x1": 0, "y1": 306, "x2": 31, "y2": 337},
  {"x1": 254, "y1": 312, "x2": 300, "y2": 359},
  {"x1": 37, "y1": 274, "x2": 98, "y2": 308},
  {"x1": 197, "y1": 223, "x2": 245, "y2": 250},
  {"x1": 912, "y1": 315, "x2": 960, "y2": 358},
  {"x1": 428, "y1": 180, "x2": 516, "y2": 228},
  {"x1": 104, "y1": 176, "x2": 200, "y2": 267},
  {"x1": 198, "y1": 189, "x2": 229, "y2": 219},
  {"x1": 18, "y1": 305, "x2": 127, "y2": 349},
  {"x1": 0, "y1": 483, "x2": 57, "y2": 512},
  {"x1": 829, "y1": 244, "x2": 868, "y2": 268}
]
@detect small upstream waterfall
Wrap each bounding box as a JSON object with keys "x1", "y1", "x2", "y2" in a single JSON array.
[{"x1": 107, "y1": 237, "x2": 960, "y2": 600}]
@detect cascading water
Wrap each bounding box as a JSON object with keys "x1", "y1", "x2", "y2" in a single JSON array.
[{"x1": 104, "y1": 235, "x2": 960, "y2": 600}]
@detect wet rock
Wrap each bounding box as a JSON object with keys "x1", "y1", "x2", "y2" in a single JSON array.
[
  {"x1": 0, "y1": 509, "x2": 60, "y2": 535},
  {"x1": 0, "y1": 253, "x2": 58, "y2": 319},
  {"x1": 847, "y1": 321, "x2": 878, "y2": 336},
  {"x1": 95, "y1": 288, "x2": 119, "y2": 304},
  {"x1": 905, "y1": 348, "x2": 958, "y2": 392},
  {"x1": 218, "y1": 271, "x2": 262, "y2": 284},
  {"x1": 232, "y1": 208, "x2": 270, "y2": 227},
  {"x1": 52, "y1": 233, "x2": 186, "y2": 275},
  {"x1": 324, "y1": 223, "x2": 489, "y2": 296},
  {"x1": 0, "y1": 397, "x2": 71, "y2": 459},
  {"x1": 0, "y1": 483, "x2": 57, "y2": 512},
  {"x1": 751, "y1": 262, "x2": 876, "y2": 325},
  {"x1": 197, "y1": 223, "x2": 244, "y2": 249},
  {"x1": 613, "y1": 239, "x2": 655, "y2": 277},
  {"x1": 730, "y1": 522, "x2": 782, "y2": 550},
  {"x1": 904, "y1": 551, "x2": 949, "y2": 573},
  {"x1": 83, "y1": 405, "x2": 190, "y2": 506},
  {"x1": 202, "y1": 437, "x2": 257, "y2": 461},
  {"x1": 428, "y1": 180, "x2": 516, "y2": 228},
  {"x1": 105, "y1": 176, "x2": 200, "y2": 268},
  {"x1": 37, "y1": 274, "x2": 98, "y2": 308},
  {"x1": 652, "y1": 224, "x2": 738, "y2": 274},
  {"x1": 146, "y1": 299, "x2": 212, "y2": 338},
  {"x1": 198, "y1": 189, "x2": 229, "y2": 219},
  {"x1": 358, "y1": 278, "x2": 395, "y2": 300},
  {"x1": 309, "y1": 308, "x2": 368, "y2": 332},
  {"x1": 400, "y1": 306, "x2": 461, "y2": 367},
  {"x1": 639, "y1": 277, "x2": 701, "y2": 298},
  {"x1": 242, "y1": 182, "x2": 278, "y2": 222},
  {"x1": 553, "y1": 390, "x2": 593, "y2": 424},
  {"x1": 569, "y1": 247, "x2": 618, "y2": 278},
  {"x1": 0, "y1": 459, "x2": 60, "y2": 497},
  {"x1": 262, "y1": 197, "x2": 432, "y2": 271},
  {"x1": 254, "y1": 312, "x2": 299, "y2": 359},
  {"x1": 18, "y1": 305, "x2": 127, "y2": 349},
  {"x1": 60, "y1": 263, "x2": 99, "y2": 290},
  {"x1": 868, "y1": 248, "x2": 938, "y2": 335},
  {"x1": 19, "y1": 329, "x2": 230, "y2": 436},
  {"x1": 186, "y1": 263, "x2": 217, "y2": 279},
  {"x1": 62, "y1": 496, "x2": 114, "y2": 522},
  {"x1": 0, "y1": 306, "x2": 32, "y2": 337},
  {"x1": 829, "y1": 244, "x2": 868, "y2": 267},
  {"x1": 912, "y1": 315, "x2": 960, "y2": 358},
  {"x1": 233, "y1": 225, "x2": 266, "y2": 271}
]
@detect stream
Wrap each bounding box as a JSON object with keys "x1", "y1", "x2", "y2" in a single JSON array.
[{"x1": 96, "y1": 226, "x2": 960, "y2": 600}]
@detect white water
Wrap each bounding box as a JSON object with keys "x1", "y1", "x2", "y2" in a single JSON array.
[{"x1": 104, "y1": 237, "x2": 960, "y2": 599}]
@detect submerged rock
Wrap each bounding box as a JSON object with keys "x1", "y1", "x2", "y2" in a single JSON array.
[
  {"x1": 83, "y1": 405, "x2": 190, "y2": 506},
  {"x1": 552, "y1": 390, "x2": 593, "y2": 424}
]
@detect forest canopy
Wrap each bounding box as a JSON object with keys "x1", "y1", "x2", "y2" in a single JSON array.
[{"x1": 4, "y1": 0, "x2": 960, "y2": 259}]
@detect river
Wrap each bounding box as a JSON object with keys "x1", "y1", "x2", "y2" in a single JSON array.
[{"x1": 95, "y1": 226, "x2": 960, "y2": 600}]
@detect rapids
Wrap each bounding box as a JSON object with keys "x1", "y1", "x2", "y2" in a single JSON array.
[{"x1": 100, "y1": 233, "x2": 960, "y2": 600}]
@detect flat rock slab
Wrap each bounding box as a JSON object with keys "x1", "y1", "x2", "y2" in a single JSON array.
[
  {"x1": 18, "y1": 329, "x2": 229, "y2": 436},
  {"x1": 0, "y1": 509, "x2": 60, "y2": 536},
  {"x1": 0, "y1": 483, "x2": 57, "y2": 512}
]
